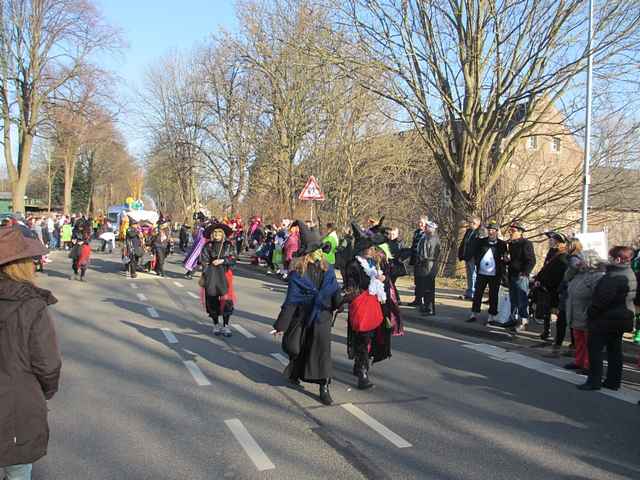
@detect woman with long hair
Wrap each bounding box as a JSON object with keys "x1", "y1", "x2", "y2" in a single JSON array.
[
  {"x1": 0, "y1": 225, "x2": 62, "y2": 480},
  {"x1": 273, "y1": 221, "x2": 342, "y2": 405}
]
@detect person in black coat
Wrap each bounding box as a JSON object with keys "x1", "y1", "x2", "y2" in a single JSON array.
[
  {"x1": 123, "y1": 222, "x2": 144, "y2": 278},
  {"x1": 407, "y1": 216, "x2": 428, "y2": 306},
  {"x1": 273, "y1": 222, "x2": 342, "y2": 405},
  {"x1": 458, "y1": 217, "x2": 481, "y2": 300},
  {"x1": 505, "y1": 221, "x2": 536, "y2": 329},
  {"x1": 151, "y1": 223, "x2": 171, "y2": 277},
  {"x1": 578, "y1": 246, "x2": 637, "y2": 391},
  {"x1": 179, "y1": 222, "x2": 191, "y2": 252},
  {"x1": 534, "y1": 232, "x2": 569, "y2": 340},
  {"x1": 344, "y1": 222, "x2": 393, "y2": 390},
  {"x1": 467, "y1": 220, "x2": 508, "y2": 324},
  {"x1": 200, "y1": 223, "x2": 236, "y2": 337},
  {"x1": 414, "y1": 222, "x2": 441, "y2": 315}
]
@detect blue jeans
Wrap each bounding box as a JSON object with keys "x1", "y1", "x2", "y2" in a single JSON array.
[
  {"x1": 2, "y1": 463, "x2": 33, "y2": 480},
  {"x1": 509, "y1": 276, "x2": 530, "y2": 321},
  {"x1": 464, "y1": 261, "x2": 477, "y2": 298}
]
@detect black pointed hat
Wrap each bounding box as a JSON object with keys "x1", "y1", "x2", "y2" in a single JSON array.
[
  {"x1": 352, "y1": 221, "x2": 386, "y2": 254},
  {"x1": 203, "y1": 222, "x2": 233, "y2": 238},
  {"x1": 293, "y1": 220, "x2": 326, "y2": 256}
]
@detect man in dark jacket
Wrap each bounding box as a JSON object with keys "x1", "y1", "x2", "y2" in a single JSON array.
[
  {"x1": 535, "y1": 232, "x2": 569, "y2": 340},
  {"x1": 467, "y1": 220, "x2": 508, "y2": 324},
  {"x1": 407, "y1": 216, "x2": 428, "y2": 306},
  {"x1": 0, "y1": 226, "x2": 61, "y2": 479},
  {"x1": 504, "y1": 221, "x2": 536, "y2": 329},
  {"x1": 578, "y1": 246, "x2": 637, "y2": 391},
  {"x1": 458, "y1": 216, "x2": 481, "y2": 300},
  {"x1": 414, "y1": 221, "x2": 441, "y2": 315}
]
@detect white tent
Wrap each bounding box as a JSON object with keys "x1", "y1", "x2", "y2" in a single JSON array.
[{"x1": 123, "y1": 210, "x2": 160, "y2": 225}]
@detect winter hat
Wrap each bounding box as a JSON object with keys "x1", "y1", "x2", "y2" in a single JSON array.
[
  {"x1": 0, "y1": 225, "x2": 48, "y2": 265},
  {"x1": 486, "y1": 220, "x2": 500, "y2": 231},
  {"x1": 509, "y1": 221, "x2": 526, "y2": 232},
  {"x1": 545, "y1": 231, "x2": 568, "y2": 244},
  {"x1": 426, "y1": 221, "x2": 438, "y2": 230}
]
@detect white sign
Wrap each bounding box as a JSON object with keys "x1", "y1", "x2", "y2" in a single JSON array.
[
  {"x1": 299, "y1": 176, "x2": 325, "y2": 201},
  {"x1": 576, "y1": 231, "x2": 608, "y2": 260}
]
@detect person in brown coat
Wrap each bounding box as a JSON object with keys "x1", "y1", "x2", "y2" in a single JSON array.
[{"x1": 0, "y1": 225, "x2": 62, "y2": 480}]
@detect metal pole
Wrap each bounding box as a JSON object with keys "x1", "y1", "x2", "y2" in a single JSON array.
[{"x1": 581, "y1": 0, "x2": 594, "y2": 234}]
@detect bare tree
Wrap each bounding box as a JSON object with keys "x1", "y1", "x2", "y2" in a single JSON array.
[
  {"x1": 0, "y1": 0, "x2": 122, "y2": 213},
  {"x1": 334, "y1": 0, "x2": 640, "y2": 271}
]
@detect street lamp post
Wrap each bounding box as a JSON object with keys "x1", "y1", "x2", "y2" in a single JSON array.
[{"x1": 581, "y1": 0, "x2": 594, "y2": 234}]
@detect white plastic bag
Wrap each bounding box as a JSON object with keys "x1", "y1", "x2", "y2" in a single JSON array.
[{"x1": 495, "y1": 286, "x2": 512, "y2": 325}]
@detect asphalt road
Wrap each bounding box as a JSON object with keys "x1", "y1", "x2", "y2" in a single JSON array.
[{"x1": 32, "y1": 247, "x2": 640, "y2": 480}]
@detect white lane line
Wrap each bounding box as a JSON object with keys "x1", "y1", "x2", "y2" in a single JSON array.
[
  {"x1": 225, "y1": 419, "x2": 275, "y2": 471},
  {"x1": 173, "y1": 281, "x2": 184, "y2": 288},
  {"x1": 130, "y1": 284, "x2": 138, "y2": 290},
  {"x1": 463, "y1": 343, "x2": 640, "y2": 405},
  {"x1": 233, "y1": 324, "x2": 256, "y2": 339},
  {"x1": 271, "y1": 353, "x2": 289, "y2": 366},
  {"x1": 161, "y1": 328, "x2": 178, "y2": 344},
  {"x1": 147, "y1": 307, "x2": 159, "y2": 318},
  {"x1": 187, "y1": 291, "x2": 199, "y2": 299},
  {"x1": 342, "y1": 403, "x2": 412, "y2": 448},
  {"x1": 137, "y1": 293, "x2": 148, "y2": 302},
  {"x1": 183, "y1": 360, "x2": 211, "y2": 386},
  {"x1": 404, "y1": 327, "x2": 468, "y2": 344}
]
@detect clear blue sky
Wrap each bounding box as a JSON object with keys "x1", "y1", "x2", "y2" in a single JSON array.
[{"x1": 96, "y1": 0, "x2": 239, "y2": 154}]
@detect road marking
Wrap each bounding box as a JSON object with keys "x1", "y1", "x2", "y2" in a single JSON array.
[
  {"x1": 147, "y1": 307, "x2": 159, "y2": 318},
  {"x1": 342, "y1": 403, "x2": 412, "y2": 448},
  {"x1": 173, "y1": 281, "x2": 184, "y2": 288},
  {"x1": 187, "y1": 291, "x2": 199, "y2": 299},
  {"x1": 137, "y1": 293, "x2": 148, "y2": 302},
  {"x1": 404, "y1": 327, "x2": 468, "y2": 344},
  {"x1": 271, "y1": 353, "x2": 289, "y2": 366},
  {"x1": 463, "y1": 343, "x2": 640, "y2": 404},
  {"x1": 225, "y1": 419, "x2": 275, "y2": 471},
  {"x1": 161, "y1": 328, "x2": 178, "y2": 344},
  {"x1": 131, "y1": 284, "x2": 138, "y2": 290},
  {"x1": 183, "y1": 360, "x2": 211, "y2": 386},
  {"x1": 233, "y1": 325, "x2": 256, "y2": 338}
]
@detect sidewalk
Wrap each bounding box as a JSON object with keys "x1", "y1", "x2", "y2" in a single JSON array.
[{"x1": 393, "y1": 276, "x2": 640, "y2": 366}]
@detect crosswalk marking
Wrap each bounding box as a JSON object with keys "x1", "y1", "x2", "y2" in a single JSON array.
[
  {"x1": 137, "y1": 293, "x2": 148, "y2": 302},
  {"x1": 183, "y1": 360, "x2": 211, "y2": 386},
  {"x1": 232, "y1": 325, "x2": 256, "y2": 339},
  {"x1": 147, "y1": 307, "x2": 159, "y2": 318},
  {"x1": 225, "y1": 419, "x2": 275, "y2": 471},
  {"x1": 342, "y1": 403, "x2": 412, "y2": 448},
  {"x1": 161, "y1": 328, "x2": 178, "y2": 344},
  {"x1": 187, "y1": 291, "x2": 199, "y2": 299},
  {"x1": 173, "y1": 281, "x2": 184, "y2": 288},
  {"x1": 271, "y1": 353, "x2": 289, "y2": 366},
  {"x1": 130, "y1": 284, "x2": 138, "y2": 290}
]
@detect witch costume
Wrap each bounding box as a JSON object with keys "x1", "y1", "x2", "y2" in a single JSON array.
[
  {"x1": 344, "y1": 223, "x2": 394, "y2": 390},
  {"x1": 199, "y1": 223, "x2": 237, "y2": 337},
  {"x1": 273, "y1": 221, "x2": 342, "y2": 405}
]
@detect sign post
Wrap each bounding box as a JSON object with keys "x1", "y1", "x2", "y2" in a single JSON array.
[{"x1": 298, "y1": 176, "x2": 325, "y2": 224}]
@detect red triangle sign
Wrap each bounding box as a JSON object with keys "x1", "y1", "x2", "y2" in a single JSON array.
[{"x1": 299, "y1": 176, "x2": 325, "y2": 201}]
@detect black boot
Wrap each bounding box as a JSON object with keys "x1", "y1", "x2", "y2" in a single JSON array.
[
  {"x1": 319, "y1": 380, "x2": 333, "y2": 405},
  {"x1": 356, "y1": 355, "x2": 373, "y2": 390},
  {"x1": 357, "y1": 368, "x2": 374, "y2": 390}
]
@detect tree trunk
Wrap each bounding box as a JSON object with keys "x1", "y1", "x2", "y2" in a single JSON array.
[{"x1": 63, "y1": 148, "x2": 76, "y2": 215}]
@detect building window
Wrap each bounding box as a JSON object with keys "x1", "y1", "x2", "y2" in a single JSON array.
[
  {"x1": 551, "y1": 137, "x2": 561, "y2": 153},
  {"x1": 526, "y1": 136, "x2": 538, "y2": 150}
]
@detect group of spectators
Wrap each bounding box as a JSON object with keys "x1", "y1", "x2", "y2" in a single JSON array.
[{"x1": 456, "y1": 216, "x2": 639, "y2": 393}]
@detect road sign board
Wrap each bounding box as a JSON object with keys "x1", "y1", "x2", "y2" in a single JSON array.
[{"x1": 299, "y1": 176, "x2": 325, "y2": 201}]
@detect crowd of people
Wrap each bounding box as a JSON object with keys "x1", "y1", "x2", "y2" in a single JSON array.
[{"x1": 2, "y1": 208, "x2": 640, "y2": 478}]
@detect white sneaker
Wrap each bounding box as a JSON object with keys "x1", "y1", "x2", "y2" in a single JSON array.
[
  {"x1": 486, "y1": 314, "x2": 495, "y2": 325},
  {"x1": 517, "y1": 318, "x2": 529, "y2": 332},
  {"x1": 222, "y1": 326, "x2": 232, "y2": 337},
  {"x1": 213, "y1": 325, "x2": 222, "y2": 336}
]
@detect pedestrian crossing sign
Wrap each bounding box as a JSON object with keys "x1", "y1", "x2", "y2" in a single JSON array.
[{"x1": 299, "y1": 176, "x2": 325, "y2": 201}]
